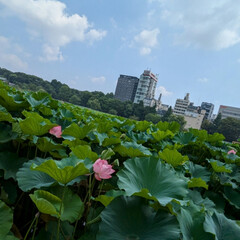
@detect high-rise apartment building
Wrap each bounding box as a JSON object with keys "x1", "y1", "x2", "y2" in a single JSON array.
[
  {"x1": 114, "y1": 75, "x2": 139, "y2": 102},
  {"x1": 218, "y1": 105, "x2": 240, "y2": 120},
  {"x1": 201, "y1": 102, "x2": 214, "y2": 120},
  {"x1": 134, "y1": 70, "x2": 158, "y2": 105},
  {"x1": 173, "y1": 93, "x2": 190, "y2": 115}
]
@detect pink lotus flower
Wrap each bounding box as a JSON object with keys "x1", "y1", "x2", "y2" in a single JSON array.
[
  {"x1": 49, "y1": 126, "x2": 62, "y2": 138},
  {"x1": 228, "y1": 149, "x2": 237, "y2": 155},
  {"x1": 93, "y1": 159, "x2": 115, "y2": 181}
]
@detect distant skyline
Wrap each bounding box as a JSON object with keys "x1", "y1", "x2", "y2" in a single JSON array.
[{"x1": 1, "y1": 0, "x2": 240, "y2": 113}]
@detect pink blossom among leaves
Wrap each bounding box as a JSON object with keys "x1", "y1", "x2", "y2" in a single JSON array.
[
  {"x1": 228, "y1": 149, "x2": 237, "y2": 155},
  {"x1": 93, "y1": 158, "x2": 115, "y2": 181},
  {"x1": 49, "y1": 126, "x2": 62, "y2": 138}
]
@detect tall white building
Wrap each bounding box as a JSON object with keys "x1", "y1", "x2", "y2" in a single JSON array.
[
  {"x1": 173, "y1": 93, "x2": 190, "y2": 115},
  {"x1": 173, "y1": 93, "x2": 206, "y2": 130},
  {"x1": 134, "y1": 70, "x2": 158, "y2": 106}
]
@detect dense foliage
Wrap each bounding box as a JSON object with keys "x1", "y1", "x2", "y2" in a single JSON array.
[
  {"x1": 1, "y1": 80, "x2": 240, "y2": 239},
  {"x1": 0, "y1": 67, "x2": 186, "y2": 128},
  {"x1": 202, "y1": 113, "x2": 240, "y2": 142}
]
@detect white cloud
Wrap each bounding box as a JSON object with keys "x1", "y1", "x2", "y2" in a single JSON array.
[
  {"x1": 0, "y1": 0, "x2": 107, "y2": 61},
  {"x1": 156, "y1": 86, "x2": 173, "y2": 97},
  {"x1": 91, "y1": 76, "x2": 106, "y2": 83},
  {"x1": 0, "y1": 36, "x2": 28, "y2": 70},
  {"x1": 134, "y1": 28, "x2": 160, "y2": 55},
  {"x1": 153, "y1": 0, "x2": 240, "y2": 50},
  {"x1": 197, "y1": 77, "x2": 209, "y2": 83}
]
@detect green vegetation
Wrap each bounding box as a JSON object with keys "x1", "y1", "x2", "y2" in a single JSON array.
[
  {"x1": 202, "y1": 113, "x2": 240, "y2": 142},
  {"x1": 1, "y1": 80, "x2": 240, "y2": 239},
  {"x1": 0, "y1": 67, "x2": 185, "y2": 129}
]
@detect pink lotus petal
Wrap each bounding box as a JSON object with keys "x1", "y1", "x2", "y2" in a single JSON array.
[
  {"x1": 228, "y1": 149, "x2": 237, "y2": 155},
  {"x1": 49, "y1": 126, "x2": 62, "y2": 138},
  {"x1": 93, "y1": 158, "x2": 115, "y2": 181}
]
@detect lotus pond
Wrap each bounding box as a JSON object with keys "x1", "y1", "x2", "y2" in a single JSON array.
[{"x1": 1, "y1": 80, "x2": 240, "y2": 240}]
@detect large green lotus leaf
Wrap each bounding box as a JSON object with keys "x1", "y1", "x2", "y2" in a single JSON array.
[
  {"x1": 152, "y1": 130, "x2": 174, "y2": 142},
  {"x1": 178, "y1": 205, "x2": 214, "y2": 240},
  {"x1": 16, "y1": 158, "x2": 56, "y2": 191},
  {"x1": 0, "y1": 152, "x2": 26, "y2": 180},
  {"x1": 0, "y1": 123, "x2": 18, "y2": 143},
  {"x1": 189, "y1": 129, "x2": 208, "y2": 142},
  {"x1": 50, "y1": 186, "x2": 84, "y2": 223},
  {"x1": 204, "y1": 211, "x2": 240, "y2": 239},
  {"x1": 208, "y1": 159, "x2": 232, "y2": 173},
  {"x1": 159, "y1": 148, "x2": 189, "y2": 167},
  {"x1": 156, "y1": 121, "x2": 180, "y2": 133},
  {"x1": 207, "y1": 133, "x2": 225, "y2": 143},
  {"x1": 185, "y1": 162, "x2": 211, "y2": 182},
  {"x1": 0, "y1": 88, "x2": 29, "y2": 111},
  {"x1": 71, "y1": 145, "x2": 98, "y2": 161},
  {"x1": 31, "y1": 156, "x2": 90, "y2": 184},
  {"x1": 203, "y1": 192, "x2": 225, "y2": 213},
  {"x1": 117, "y1": 157, "x2": 188, "y2": 206},
  {"x1": 62, "y1": 139, "x2": 89, "y2": 148},
  {"x1": 96, "y1": 121, "x2": 114, "y2": 133},
  {"x1": 102, "y1": 136, "x2": 121, "y2": 147},
  {"x1": 134, "y1": 120, "x2": 151, "y2": 131},
  {"x1": 19, "y1": 111, "x2": 56, "y2": 136},
  {"x1": 188, "y1": 178, "x2": 208, "y2": 190},
  {"x1": 223, "y1": 186, "x2": 240, "y2": 209},
  {"x1": 97, "y1": 196, "x2": 180, "y2": 240},
  {"x1": 224, "y1": 152, "x2": 240, "y2": 164},
  {"x1": 58, "y1": 108, "x2": 75, "y2": 119},
  {"x1": 218, "y1": 165, "x2": 240, "y2": 189},
  {"x1": 38, "y1": 105, "x2": 53, "y2": 116},
  {"x1": 37, "y1": 137, "x2": 64, "y2": 152},
  {"x1": 0, "y1": 105, "x2": 14, "y2": 122},
  {"x1": 127, "y1": 131, "x2": 150, "y2": 144},
  {"x1": 25, "y1": 92, "x2": 50, "y2": 108},
  {"x1": 30, "y1": 190, "x2": 61, "y2": 217},
  {"x1": 0, "y1": 200, "x2": 13, "y2": 238},
  {"x1": 187, "y1": 190, "x2": 215, "y2": 212},
  {"x1": 94, "y1": 190, "x2": 125, "y2": 207},
  {"x1": 62, "y1": 122, "x2": 92, "y2": 140},
  {"x1": 173, "y1": 132, "x2": 196, "y2": 145},
  {"x1": 114, "y1": 142, "x2": 152, "y2": 157},
  {"x1": 88, "y1": 130, "x2": 108, "y2": 146}
]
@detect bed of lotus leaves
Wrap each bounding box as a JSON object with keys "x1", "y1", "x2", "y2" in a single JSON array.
[{"x1": 1, "y1": 80, "x2": 240, "y2": 240}]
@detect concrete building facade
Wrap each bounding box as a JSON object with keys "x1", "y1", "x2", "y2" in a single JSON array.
[
  {"x1": 184, "y1": 110, "x2": 206, "y2": 130},
  {"x1": 218, "y1": 105, "x2": 240, "y2": 120},
  {"x1": 114, "y1": 75, "x2": 139, "y2": 102},
  {"x1": 173, "y1": 93, "x2": 190, "y2": 115},
  {"x1": 134, "y1": 70, "x2": 158, "y2": 106},
  {"x1": 201, "y1": 102, "x2": 214, "y2": 120}
]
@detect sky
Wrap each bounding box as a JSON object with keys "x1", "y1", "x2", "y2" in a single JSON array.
[{"x1": 0, "y1": 0, "x2": 240, "y2": 113}]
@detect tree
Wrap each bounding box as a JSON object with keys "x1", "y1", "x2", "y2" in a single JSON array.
[
  {"x1": 108, "y1": 109, "x2": 118, "y2": 115},
  {"x1": 201, "y1": 119, "x2": 215, "y2": 133},
  {"x1": 168, "y1": 114, "x2": 186, "y2": 131},
  {"x1": 217, "y1": 117, "x2": 240, "y2": 142},
  {"x1": 162, "y1": 106, "x2": 172, "y2": 122},
  {"x1": 145, "y1": 113, "x2": 162, "y2": 124},
  {"x1": 69, "y1": 95, "x2": 81, "y2": 105},
  {"x1": 58, "y1": 85, "x2": 71, "y2": 101},
  {"x1": 87, "y1": 98, "x2": 101, "y2": 111}
]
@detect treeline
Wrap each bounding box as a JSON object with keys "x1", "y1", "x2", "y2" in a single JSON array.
[
  {"x1": 0, "y1": 68, "x2": 185, "y2": 127},
  {"x1": 202, "y1": 114, "x2": 240, "y2": 142}
]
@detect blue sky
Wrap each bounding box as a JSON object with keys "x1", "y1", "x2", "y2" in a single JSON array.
[{"x1": 0, "y1": 0, "x2": 240, "y2": 113}]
